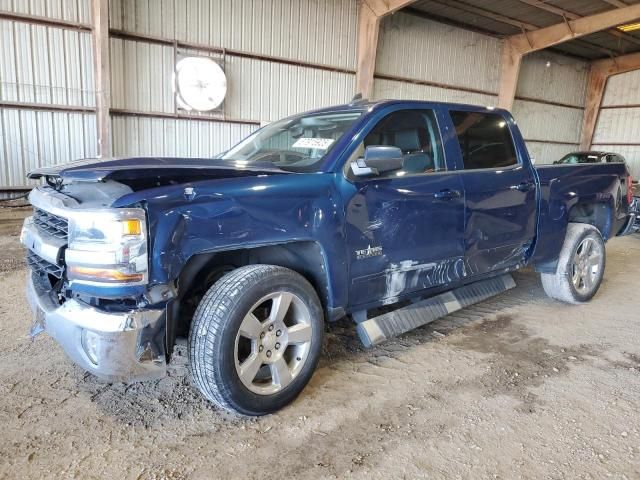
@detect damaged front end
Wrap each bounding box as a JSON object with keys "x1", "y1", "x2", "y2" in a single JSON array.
[{"x1": 21, "y1": 182, "x2": 168, "y2": 382}]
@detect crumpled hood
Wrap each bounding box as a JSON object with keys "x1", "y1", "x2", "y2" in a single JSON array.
[{"x1": 28, "y1": 157, "x2": 289, "y2": 182}]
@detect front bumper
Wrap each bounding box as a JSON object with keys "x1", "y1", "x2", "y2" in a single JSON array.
[{"x1": 26, "y1": 272, "x2": 167, "y2": 382}]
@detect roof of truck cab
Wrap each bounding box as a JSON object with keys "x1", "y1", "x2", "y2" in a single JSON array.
[{"x1": 306, "y1": 99, "x2": 508, "y2": 115}]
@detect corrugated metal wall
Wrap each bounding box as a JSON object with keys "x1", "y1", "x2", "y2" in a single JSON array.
[
  {"x1": 110, "y1": 38, "x2": 355, "y2": 122},
  {"x1": 1, "y1": 109, "x2": 96, "y2": 185},
  {"x1": 109, "y1": 0, "x2": 357, "y2": 70},
  {"x1": 0, "y1": 2, "x2": 97, "y2": 187},
  {"x1": 0, "y1": 1, "x2": 596, "y2": 187},
  {"x1": 0, "y1": 0, "x2": 91, "y2": 23},
  {"x1": 111, "y1": 116, "x2": 254, "y2": 157},
  {"x1": 105, "y1": 0, "x2": 357, "y2": 158},
  {"x1": 373, "y1": 78, "x2": 496, "y2": 106},
  {"x1": 594, "y1": 69, "x2": 640, "y2": 178},
  {"x1": 374, "y1": 13, "x2": 588, "y2": 165},
  {"x1": 0, "y1": 20, "x2": 94, "y2": 106},
  {"x1": 513, "y1": 51, "x2": 588, "y2": 164},
  {"x1": 516, "y1": 51, "x2": 588, "y2": 107},
  {"x1": 374, "y1": 13, "x2": 501, "y2": 102}
]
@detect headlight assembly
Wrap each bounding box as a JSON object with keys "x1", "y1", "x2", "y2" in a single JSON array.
[{"x1": 65, "y1": 208, "x2": 148, "y2": 286}]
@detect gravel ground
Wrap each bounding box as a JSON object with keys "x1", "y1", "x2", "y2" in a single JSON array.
[{"x1": 0, "y1": 209, "x2": 639, "y2": 479}]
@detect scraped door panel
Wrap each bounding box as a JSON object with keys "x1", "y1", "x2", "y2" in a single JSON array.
[{"x1": 346, "y1": 172, "x2": 465, "y2": 306}]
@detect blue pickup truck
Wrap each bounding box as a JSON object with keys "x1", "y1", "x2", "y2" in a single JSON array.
[{"x1": 21, "y1": 100, "x2": 635, "y2": 415}]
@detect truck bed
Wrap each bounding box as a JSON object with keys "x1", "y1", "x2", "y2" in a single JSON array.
[{"x1": 533, "y1": 162, "x2": 631, "y2": 267}]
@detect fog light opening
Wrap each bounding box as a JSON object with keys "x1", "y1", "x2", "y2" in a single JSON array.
[{"x1": 81, "y1": 329, "x2": 100, "y2": 365}]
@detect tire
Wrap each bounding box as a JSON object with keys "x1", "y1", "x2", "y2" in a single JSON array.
[
  {"x1": 540, "y1": 223, "x2": 606, "y2": 304},
  {"x1": 188, "y1": 264, "x2": 324, "y2": 415}
]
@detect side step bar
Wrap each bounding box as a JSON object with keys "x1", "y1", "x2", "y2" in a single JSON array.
[{"x1": 356, "y1": 274, "x2": 516, "y2": 348}]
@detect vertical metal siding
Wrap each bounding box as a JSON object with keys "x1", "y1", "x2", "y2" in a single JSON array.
[
  {"x1": 512, "y1": 51, "x2": 587, "y2": 165},
  {"x1": 0, "y1": 109, "x2": 97, "y2": 187},
  {"x1": 109, "y1": 37, "x2": 174, "y2": 113},
  {"x1": 595, "y1": 70, "x2": 640, "y2": 179},
  {"x1": 376, "y1": 13, "x2": 502, "y2": 94},
  {"x1": 0, "y1": 11, "x2": 95, "y2": 188},
  {"x1": 0, "y1": 19, "x2": 94, "y2": 106},
  {"x1": 373, "y1": 78, "x2": 496, "y2": 106},
  {"x1": 108, "y1": 0, "x2": 357, "y2": 70},
  {"x1": 0, "y1": 0, "x2": 91, "y2": 23},
  {"x1": 593, "y1": 108, "x2": 640, "y2": 144},
  {"x1": 512, "y1": 100, "x2": 583, "y2": 144},
  {"x1": 111, "y1": 116, "x2": 256, "y2": 158},
  {"x1": 110, "y1": 38, "x2": 355, "y2": 121},
  {"x1": 224, "y1": 55, "x2": 355, "y2": 121},
  {"x1": 517, "y1": 51, "x2": 588, "y2": 107},
  {"x1": 602, "y1": 70, "x2": 640, "y2": 106}
]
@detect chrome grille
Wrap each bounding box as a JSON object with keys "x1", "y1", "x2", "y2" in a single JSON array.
[
  {"x1": 33, "y1": 208, "x2": 68, "y2": 240},
  {"x1": 27, "y1": 250, "x2": 64, "y2": 279}
]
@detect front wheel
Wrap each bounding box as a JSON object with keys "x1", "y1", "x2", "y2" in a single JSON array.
[
  {"x1": 188, "y1": 265, "x2": 324, "y2": 415},
  {"x1": 540, "y1": 223, "x2": 606, "y2": 304}
]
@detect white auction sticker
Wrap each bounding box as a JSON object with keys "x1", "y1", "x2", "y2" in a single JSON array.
[{"x1": 292, "y1": 138, "x2": 335, "y2": 150}]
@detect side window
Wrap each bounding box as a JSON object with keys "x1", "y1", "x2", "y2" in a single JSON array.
[
  {"x1": 450, "y1": 111, "x2": 518, "y2": 170},
  {"x1": 346, "y1": 109, "x2": 445, "y2": 179}
]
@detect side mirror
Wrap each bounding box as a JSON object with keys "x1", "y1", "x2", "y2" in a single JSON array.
[
  {"x1": 530, "y1": 157, "x2": 536, "y2": 165},
  {"x1": 351, "y1": 146, "x2": 404, "y2": 177}
]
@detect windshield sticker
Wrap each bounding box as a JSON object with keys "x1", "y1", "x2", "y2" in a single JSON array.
[{"x1": 292, "y1": 138, "x2": 335, "y2": 150}]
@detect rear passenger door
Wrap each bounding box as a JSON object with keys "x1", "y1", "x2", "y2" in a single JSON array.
[{"x1": 447, "y1": 109, "x2": 537, "y2": 276}]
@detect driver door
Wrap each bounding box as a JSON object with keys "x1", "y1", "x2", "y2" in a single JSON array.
[{"x1": 344, "y1": 108, "x2": 466, "y2": 308}]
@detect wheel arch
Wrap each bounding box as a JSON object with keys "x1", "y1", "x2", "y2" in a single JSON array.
[
  {"x1": 166, "y1": 241, "x2": 336, "y2": 358},
  {"x1": 567, "y1": 201, "x2": 613, "y2": 240},
  {"x1": 534, "y1": 201, "x2": 612, "y2": 275}
]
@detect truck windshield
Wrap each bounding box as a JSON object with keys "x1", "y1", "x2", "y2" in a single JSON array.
[{"x1": 218, "y1": 110, "x2": 364, "y2": 171}]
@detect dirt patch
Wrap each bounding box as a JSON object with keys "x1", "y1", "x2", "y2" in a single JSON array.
[
  {"x1": 0, "y1": 206, "x2": 29, "y2": 272},
  {"x1": 448, "y1": 314, "x2": 601, "y2": 413}
]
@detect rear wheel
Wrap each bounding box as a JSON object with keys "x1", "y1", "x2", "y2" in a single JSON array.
[
  {"x1": 188, "y1": 265, "x2": 323, "y2": 415},
  {"x1": 540, "y1": 223, "x2": 605, "y2": 304}
]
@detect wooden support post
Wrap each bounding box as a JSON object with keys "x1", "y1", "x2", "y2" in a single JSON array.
[
  {"x1": 580, "y1": 51, "x2": 640, "y2": 150},
  {"x1": 92, "y1": 0, "x2": 111, "y2": 158},
  {"x1": 354, "y1": 0, "x2": 418, "y2": 99},
  {"x1": 580, "y1": 68, "x2": 608, "y2": 150},
  {"x1": 497, "y1": 40, "x2": 522, "y2": 111},
  {"x1": 355, "y1": 1, "x2": 381, "y2": 99}
]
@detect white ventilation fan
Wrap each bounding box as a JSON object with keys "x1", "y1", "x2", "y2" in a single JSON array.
[{"x1": 175, "y1": 56, "x2": 227, "y2": 112}]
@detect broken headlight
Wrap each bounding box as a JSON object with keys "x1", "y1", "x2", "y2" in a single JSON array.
[{"x1": 65, "y1": 208, "x2": 148, "y2": 286}]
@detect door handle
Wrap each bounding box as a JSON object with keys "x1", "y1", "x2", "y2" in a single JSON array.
[
  {"x1": 511, "y1": 181, "x2": 535, "y2": 192},
  {"x1": 434, "y1": 189, "x2": 461, "y2": 200}
]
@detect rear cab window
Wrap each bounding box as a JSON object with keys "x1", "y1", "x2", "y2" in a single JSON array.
[{"x1": 449, "y1": 110, "x2": 518, "y2": 170}]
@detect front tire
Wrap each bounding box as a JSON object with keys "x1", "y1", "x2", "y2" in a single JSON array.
[
  {"x1": 188, "y1": 265, "x2": 324, "y2": 415},
  {"x1": 540, "y1": 223, "x2": 606, "y2": 304}
]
